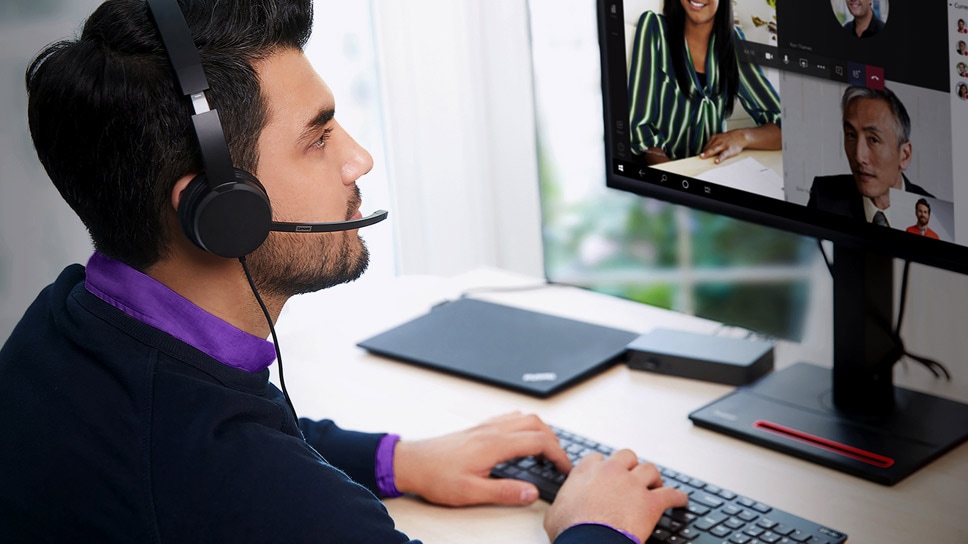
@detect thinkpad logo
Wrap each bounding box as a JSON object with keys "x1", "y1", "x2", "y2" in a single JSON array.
[{"x1": 522, "y1": 372, "x2": 558, "y2": 383}]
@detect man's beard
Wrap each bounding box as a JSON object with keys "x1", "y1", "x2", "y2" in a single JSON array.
[{"x1": 246, "y1": 228, "x2": 370, "y2": 299}]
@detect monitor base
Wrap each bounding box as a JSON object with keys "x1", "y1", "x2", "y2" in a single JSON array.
[{"x1": 689, "y1": 362, "x2": 968, "y2": 485}]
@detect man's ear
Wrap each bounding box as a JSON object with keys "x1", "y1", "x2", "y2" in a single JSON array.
[
  {"x1": 898, "y1": 141, "x2": 913, "y2": 172},
  {"x1": 171, "y1": 175, "x2": 198, "y2": 212}
]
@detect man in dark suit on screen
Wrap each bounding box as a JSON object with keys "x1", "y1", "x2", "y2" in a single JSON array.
[{"x1": 808, "y1": 85, "x2": 933, "y2": 227}]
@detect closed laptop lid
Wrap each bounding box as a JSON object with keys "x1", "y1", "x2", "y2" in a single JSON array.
[{"x1": 357, "y1": 298, "x2": 638, "y2": 397}]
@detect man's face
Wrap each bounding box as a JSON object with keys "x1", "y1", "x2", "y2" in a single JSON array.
[
  {"x1": 915, "y1": 203, "x2": 931, "y2": 228},
  {"x1": 842, "y1": 97, "x2": 912, "y2": 200},
  {"x1": 846, "y1": 0, "x2": 872, "y2": 19},
  {"x1": 247, "y1": 49, "x2": 375, "y2": 297}
]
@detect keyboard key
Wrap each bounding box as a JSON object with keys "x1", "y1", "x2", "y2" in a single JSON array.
[
  {"x1": 655, "y1": 516, "x2": 681, "y2": 533},
  {"x1": 693, "y1": 493, "x2": 725, "y2": 509},
  {"x1": 738, "y1": 509, "x2": 759, "y2": 522},
  {"x1": 693, "y1": 512, "x2": 728, "y2": 531},
  {"x1": 718, "y1": 489, "x2": 738, "y2": 500},
  {"x1": 745, "y1": 526, "x2": 765, "y2": 537},
  {"x1": 677, "y1": 527, "x2": 701, "y2": 539},
  {"x1": 686, "y1": 502, "x2": 710, "y2": 516},
  {"x1": 757, "y1": 518, "x2": 778, "y2": 529},
  {"x1": 669, "y1": 509, "x2": 698, "y2": 524},
  {"x1": 773, "y1": 524, "x2": 795, "y2": 536}
]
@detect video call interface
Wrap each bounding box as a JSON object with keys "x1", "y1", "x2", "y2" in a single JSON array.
[{"x1": 604, "y1": 0, "x2": 968, "y2": 246}]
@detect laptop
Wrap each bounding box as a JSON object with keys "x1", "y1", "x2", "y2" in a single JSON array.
[{"x1": 357, "y1": 298, "x2": 638, "y2": 397}]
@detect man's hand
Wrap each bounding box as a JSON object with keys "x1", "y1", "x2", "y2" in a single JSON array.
[
  {"x1": 544, "y1": 450, "x2": 689, "y2": 543},
  {"x1": 392, "y1": 412, "x2": 571, "y2": 506}
]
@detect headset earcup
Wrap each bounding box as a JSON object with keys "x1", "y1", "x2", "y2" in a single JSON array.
[{"x1": 177, "y1": 170, "x2": 272, "y2": 258}]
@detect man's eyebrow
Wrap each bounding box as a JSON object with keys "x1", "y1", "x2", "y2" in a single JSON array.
[
  {"x1": 843, "y1": 120, "x2": 884, "y2": 135},
  {"x1": 299, "y1": 106, "x2": 336, "y2": 141}
]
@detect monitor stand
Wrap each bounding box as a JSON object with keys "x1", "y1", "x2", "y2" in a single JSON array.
[{"x1": 689, "y1": 245, "x2": 968, "y2": 485}]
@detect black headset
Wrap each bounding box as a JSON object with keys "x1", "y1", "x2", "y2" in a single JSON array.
[{"x1": 146, "y1": 0, "x2": 387, "y2": 259}]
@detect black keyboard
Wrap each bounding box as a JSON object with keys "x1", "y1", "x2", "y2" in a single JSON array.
[{"x1": 491, "y1": 426, "x2": 848, "y2": 544}]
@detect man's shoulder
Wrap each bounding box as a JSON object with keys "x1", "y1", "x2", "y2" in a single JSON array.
[
  {"x1": 869, "y1": 16, "x2": 886, "y2": 34},
  {"x1": 903, "y1": 177, "x2": 935, "y2": 197},
  {"x1": 807, "y1": 175, "x2": 864, "y2": 218},
  {"x1": 810, "y1": 174, "x2": 858, "y2": 196}
]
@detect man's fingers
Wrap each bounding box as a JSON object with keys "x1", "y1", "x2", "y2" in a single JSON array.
[{"x1": 467, "y1": 478, "x2": 541, "y2": 506}]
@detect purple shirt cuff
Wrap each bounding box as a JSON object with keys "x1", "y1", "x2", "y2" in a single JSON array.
[
  {"x1": 375, "y1": 433, "x2": 403, "y2": 498},
  {"x1": 569, "y1": 523, "x2": 640, "y2": 544}
]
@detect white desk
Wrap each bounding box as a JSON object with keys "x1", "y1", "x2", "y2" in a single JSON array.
[{"x1": 274, "y1": 268, "x2": 968, "y2": 543}]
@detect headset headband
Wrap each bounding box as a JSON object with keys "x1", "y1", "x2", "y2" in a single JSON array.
[{"x1": 146, "y1": 0, "x2": 236, "y2": 190}]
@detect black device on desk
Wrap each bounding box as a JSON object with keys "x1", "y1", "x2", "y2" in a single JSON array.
[
  {"x1": 492, "y1": 425, "x2": 848, "y2": 544},
  {"x1": 357, "y1": 298, "x2": 638, "y2": 397},
  {"x1": 626, "y1": 329, "x2": 774, "y2": 386},
  {"x1": 594, "y1": 0, "x2": 968, "y2": 484}
]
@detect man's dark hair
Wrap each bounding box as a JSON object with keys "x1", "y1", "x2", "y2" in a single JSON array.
[
  {"x1": 663, "y1": 0, "x2": 739, "y2": 117},
  {"x1": 916, "y1": 198, "x2": 931, "y2": 213},
  {"x1": 26, "y1": 0, "x2": 313, "y2": 270}
]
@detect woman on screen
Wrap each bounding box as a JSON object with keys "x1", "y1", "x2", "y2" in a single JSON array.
[{"x1": 627, "y1": 0, "x2": 782, "y2": 165}]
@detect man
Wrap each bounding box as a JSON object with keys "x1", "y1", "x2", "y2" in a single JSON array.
[
  {"x1": 905, "y1": 198, "x2": 940, "y2": 239},
  {"x1": 843, "y1": 0, "x2": 884, "y2": 38},
  {"x1": 0, "y1": 0, "x2": 686, "y2": 542},
  {"x1": 808, "y1": 86, "x2": 933, "y2": 227}
]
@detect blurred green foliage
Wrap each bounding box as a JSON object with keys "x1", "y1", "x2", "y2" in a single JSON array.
[{"x1": 538, "y1": 144, "x2": 814, "y2": 340}]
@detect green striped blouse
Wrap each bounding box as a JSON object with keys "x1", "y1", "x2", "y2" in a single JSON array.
[{"x1": 628, "y1": 11, "x2": 781, "y2": 161}]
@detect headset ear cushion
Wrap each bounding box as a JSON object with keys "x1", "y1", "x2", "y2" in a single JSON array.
[
  {"x1": 177, "y1": 173, "x2": 212, "y2": 247},
  {"x1": 177, "y1": 170, "x2": 272, "y2": 258}
]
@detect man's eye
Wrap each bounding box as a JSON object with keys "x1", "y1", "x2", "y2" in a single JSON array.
[{"x1": 312, "y1": 128, "x2": 334, "y2": 149}]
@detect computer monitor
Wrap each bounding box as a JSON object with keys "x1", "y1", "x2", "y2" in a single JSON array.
[{"x1": 596, "y1": 0, "x2": 968, "y2": 484}]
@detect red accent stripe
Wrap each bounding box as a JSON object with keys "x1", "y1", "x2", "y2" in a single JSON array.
[{"x1": 753, "y1": 420, "x2": 895, "y2": 468}]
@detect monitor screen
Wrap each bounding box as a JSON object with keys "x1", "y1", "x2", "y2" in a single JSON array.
[
  {"x1": 596, "y1": 0, "x2": 968, "y2": 485},
  {"x1": 600, "y1": 0, "x2": 968, "y2": 275}
]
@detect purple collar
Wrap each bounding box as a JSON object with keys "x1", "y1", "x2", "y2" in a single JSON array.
[{"x1": 84, "y1": 252, "x2": 276, "y2": 373}]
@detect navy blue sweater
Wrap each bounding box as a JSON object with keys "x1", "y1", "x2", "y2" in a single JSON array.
[{"x1": 0, "y1": 265, "x2": 626, "y2": 543}]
